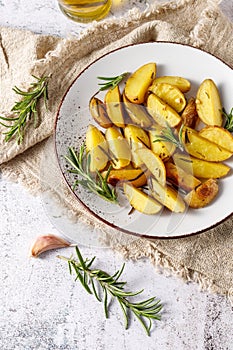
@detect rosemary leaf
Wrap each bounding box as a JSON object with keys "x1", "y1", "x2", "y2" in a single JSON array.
[
  {"x1": 153, "y1": 123, "x2": 184, "y2": 151},
  {"x1": 91, "y1": 279, "x2": 102, "y2": 302},
  {"x1": 58, "y1": 246, "x2": 162, "y2": 336},
  {"x1": 97, "y1": 72, "x2": 128, "y2": 91},
  {"x1": 118, "y1": 298, "x2": 129, "y2": 329},
  {"x1": 64, "y1": 145, "x2": 118, "y2": 203},
  {"x1": 134, "y1": 313, "x2": 151, "y2": 336},
  {"x1": 86, "y1": 256, "x2": 96, "y2": 269},
  {"x1": 0, "y1": 75, "x2": 50, "y2": 144},
  {"x1": 222, "y1": 107, "x2": 233, "y2": 132},
  {"x1": 104, "y1": 288, "x2": 109, "y2": 318},
  {"x1": 112, "y1": 263, "x2": 125, "y2": 282}
]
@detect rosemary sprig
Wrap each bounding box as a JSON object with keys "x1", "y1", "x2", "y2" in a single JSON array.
[
  {"x1": 58, "y1": 246, "x2": 162, "y2": 336},
  {"x1": 97, "y1": 72, "x2": 128, "y2": 91},
  {"x1": 222, "y1": 107, "x2": 233, "y2": 132},
  {"x1": 64, "y1": 145, "x2": 118, "y2": 203},
  {"x1": 153, "y1": 124, "x2": 185, "y2": 151},
  {"x1": 0, "y1": 75, "x2": 49, "y2": 144}
]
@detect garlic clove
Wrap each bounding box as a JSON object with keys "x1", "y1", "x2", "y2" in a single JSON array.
[{"x1": 29, "y1": 234, "x2": 71, "y2": 258}]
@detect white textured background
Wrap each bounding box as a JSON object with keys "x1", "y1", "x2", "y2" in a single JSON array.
[{"x1": 1, "y1": 1, "x2": 233, "y2": 349}]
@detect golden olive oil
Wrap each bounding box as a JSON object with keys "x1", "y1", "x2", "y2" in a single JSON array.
[{"x1": 58, "y1": 0, "x2": 112, "y2": 23}]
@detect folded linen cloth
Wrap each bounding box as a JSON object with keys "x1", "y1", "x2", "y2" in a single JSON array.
[{"x1": 0, "y1": 0, "x2": 232, "y2": 303}]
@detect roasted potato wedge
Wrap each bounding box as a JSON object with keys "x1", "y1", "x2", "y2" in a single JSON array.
[
  {"x1": 165, "y1": 162, "x2": 201, "y2": 191},
  {"x1": 173, "y1": 153, "x2": 231, "y2": 179},
  {"x1": 147, "y1": 93, "x2": 181, "y2": 128},
  {"x1": 135, "y1": 148, "x2": 166, "y2": 186},
  {"x1": 152, "y1": 76, "x2": 191, "y2": 93},
  {"x1": 124, "y1": 63, "x2": 156, "y2": 104},
  {"x1": 184, "y1": 179, "x2": 218, "y2": 208},
  {"x1": 196, "y1": 79, "x2": 222, "y2": 126},
  {"x1": 181, "y1": 97, "x2": 199, "y2": 128},
  {"x1": 101, "y1": 168, "x2": 148, "y2": 187},
  {"x1": 86, "y1": 124, "x2": 107, "y2": 152},
  {"x1": 122, "y1": 93, "x2": 152, "y2": 128},
  {"x1": 85, "y1": 124, "x2": 109, "y2": 172},
  {"x1": 82, "y1": 62, "x2": 232, "y2": 216},
  {"x1": 105, "y1": 85, "x2": 125, "y2": 127},
  {"x1": 199, "y1": 126, "x2": 233, "y2": 153},
  {"x1": 123, "y1": 182, "x2": 162, "y2": 215},
  {"x1": 105, "y1": 127, "x2": 131, "y2": 169},
  {"x1": 181, "y1": 126, "x2": 232, "y2": 161},
  {"x1": 149, "y1": 125, "x2": 176, "y2": 161},
  {"x1": 150, "y1": 178, "x2": 186, "y2": 212},
  {"x1": 148, "y1": 82, "x2": 186, "y2": 113},
  {"x1": 124, "y1": 124, "x2": 150, "y2": 168},
  {"x1": 89, "y1": 96, "x2": 113, "y2": 128}
]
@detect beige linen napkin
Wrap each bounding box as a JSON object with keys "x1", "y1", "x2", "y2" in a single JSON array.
[{"x1": 0, "y1": 0, "x2": 232, "y2": 302}]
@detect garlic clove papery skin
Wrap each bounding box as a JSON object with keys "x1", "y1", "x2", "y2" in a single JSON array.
[{"x1": 29, "y1": 234, "x2": 71, "y2": 257}]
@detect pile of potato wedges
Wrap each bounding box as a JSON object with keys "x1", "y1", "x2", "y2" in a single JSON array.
[{"x1": 86, "y1": 62, "x2": 233, "y2": 214}]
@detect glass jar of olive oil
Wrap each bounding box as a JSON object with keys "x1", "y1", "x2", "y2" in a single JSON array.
[{"x1": 58, "y1": 0, "x2": 112, "y2": 23}]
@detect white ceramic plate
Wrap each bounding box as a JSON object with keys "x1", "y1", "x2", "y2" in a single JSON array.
[{"x1": 55, "y1": 42, "x2": 233, "y2": 239}]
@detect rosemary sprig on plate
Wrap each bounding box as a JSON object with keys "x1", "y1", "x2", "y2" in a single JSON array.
[
  {"x1": 153, "y1": 124, "x2": 185, "y2": 151},
  {"x1": 0, "y1": 75, "x2": 49, "y2": 144},
  {"x1": 64, "y1": 145, "x2": 118, "y2": 203},
  {"x1": 58, "y1": 246, "x2": 162, "y2": 336},
  {"x1": 97, "y1": 72, "x2": 128, "y2": 91},
  {"x1": 222, "y1": 107, "x2": 233, "y2": 132}
]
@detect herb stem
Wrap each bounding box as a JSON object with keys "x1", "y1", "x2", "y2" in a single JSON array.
[
  {"x1": 97, "y1": 72, "x2": 128, "y2": 91},
  {"x1": 222, "y1": 107, "x2": 233, "y2": 132},
  {"x1": 153, "y1": 123, "x2": 185, "y2": 151},
  {"x1": 0, "y1": 75, "x2": 49, "y2": 144},
  {"x1": 64, "y1": 145, "x2": 118, "y2": 203},
  {"x1": 58, "y1": 246, "x2": 162, "y2": 336}
]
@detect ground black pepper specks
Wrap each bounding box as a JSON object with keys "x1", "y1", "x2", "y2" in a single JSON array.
[{"x1": 204, "y1": 294, "x2": 233, "y2": 350}]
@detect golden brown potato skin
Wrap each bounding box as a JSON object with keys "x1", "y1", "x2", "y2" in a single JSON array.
[
  {"x1": 89, "y1": 96, "x2": 113, "y2": 128},
  {"x1": 196, "y1": 79, "x2": 222, "y2": 126},
  {"x1": 199, "y1": 126, "x2": 233, "y2": 153},
  {"x1": 105, "y1": 85, "x2": 125, "y2": 127},
  {"x1": 152, "y1": 76, "x2": 191, "y2": 93},
  {"x1": 173, "y1": 153, "x2": 230, "y2": 179},
  {"x1": 123, "y1": 182, "x2": 162, "y2": 215},
  {"x1": 148, "y1": 82, "x2": 186, "y2": 113},
  {"x1": 101, "y1": 168, "x2": 148, "y2": 188},
  {"x1": 124, "y1": 62, "x2": 156, "y2": 104},
  {"x1": 181, "y1": 126, "x2": 232, "y2": 162},
  {"x1": 122, "y1": 93, "x2": 152, "y2": 128},
  {"x1": 85, "y1": 124, "x2": 109, "y2": 172},
  {"x1": 181, "y1": 97, "x2": 198, "y2": 128},
  {"x1": 150, "y1": 178, "x2": 186, "y2": 213},
  {"x1": 147, "y1": 93, "x2": 181, "y2": 128},
  {"x1": 85, "y1": 62, "x2": 231, "y2": 215},
  {"x1": 184, "y1": 179, "x2": 219, "y2": 208},
  {"x1": 165, "y1": 162, "x2": 201, "y2": 192}
]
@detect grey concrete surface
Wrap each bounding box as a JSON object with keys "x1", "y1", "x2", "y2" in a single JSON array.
[{"x1": 1, "y1": 1, "x2": 233, "y2": 349}]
